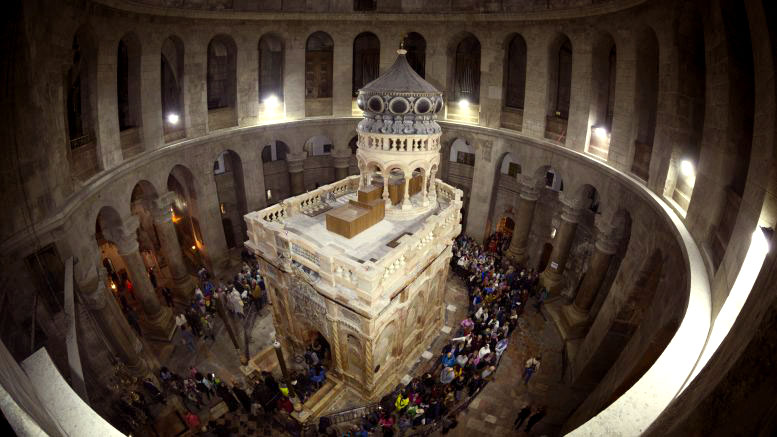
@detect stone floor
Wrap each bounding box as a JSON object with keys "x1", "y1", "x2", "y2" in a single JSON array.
[{"x1": 146, "y1": 262, "x2": 590, "y2": 436}]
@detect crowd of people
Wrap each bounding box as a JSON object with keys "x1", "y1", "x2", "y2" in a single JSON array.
[{"x1": 314, "y1": 232, "x2": 548, "y2": 436}]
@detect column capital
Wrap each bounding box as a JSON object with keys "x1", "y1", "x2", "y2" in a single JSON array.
[
  {"x1": 287, "y1": 152, "x2": 306, "y2": 173},
  {"x1": 594, "y1": 217, "x2": 620, "y2": 254},
  {"x1": 152, "y1": 191, "x2": 178, "y2": 224},
  {"x1": 103, "y1": 215, "x2": 140, "y2": 255},
  {"x1": 559, "y1": 195, "x2": 585, "y2": 224},
  {"x1": 517, "y1": 176, "x2": 540, "y2": 201}
]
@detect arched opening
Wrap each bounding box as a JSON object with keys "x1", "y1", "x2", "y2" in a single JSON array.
[
  {"x1": 258, "y1": 33, "x2": 284, "y2": 119},
  {"x1": 352, "y1": 32, "x2": 380, "y2": 95},
  {"x1": 207, "y1": 34, "x2": 238, "y2": 130},
  {"x1": 305, "y1": 31, "x2": 334, "y2": 116},
  {"x1": 546, "y1": 35, "x2": 572, "y2": 143},
  {"x1": 446, "y1": 138, "x2": 474, "y2": 230},
  {"x1": 95, "y1": 207, "x2": 127, "y2": 297},
  {"x1": 487, "y1": 152, "x2": 521, "y2": 238},
  {"x1": 448, "y1": 33, "x2": 481, "y2": 123},
  {"x1": 161, "y1": 35, "x2": 185, "y2": 142},
  {"x1": 587, "y1": 34, "x2": 616, "y2": 160},
  {"x1": 404, "y1": 32, "x2": 426, "y2": 78},
  {"x1": 663, "y1": 5, "x2": 705, "y2": 215},
  {"x1": 117, "y1": 33, "x2": 143, "y2": 159},
  {"x1": 213, "y1": 150, "x2": 248, "y2": 249},
  {"x1": 502, "y1": 33, "x2": 527, "y2": 131},
  {"x1": 66, "y1": 27, "x2": 100, "y2": 181},
  {"x1": 631, "y1": 27, "x2": 659, "y2": 181},
  {"x1": 304, "y1": 135, "x2": 335, "y2": 190},
  {"x1": 261, "y1": 141, "x2": 290, "y2": 204},
  {"x1": 167, "y1": 165, "x2": 206, "y2": 270}
]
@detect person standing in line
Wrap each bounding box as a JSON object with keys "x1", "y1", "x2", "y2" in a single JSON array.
[
  {"x1": 523, "y1": 355, "x2": 541, "y2": 385},
  {"x1": 175, "y1": 312, "x2": 187, "y2": 329},
  {"x1": 513, "y1": 404, "x2": 531, "y2": 430},
  {"x1": 161, "y1": 286, "x2": 174, "y2": 307},
  {"x1": 525, "y1": 406, "x2": 547, "y2": 433},
  {"x1": 180, "y1": 325, "x2": 196, "y2": 353}
]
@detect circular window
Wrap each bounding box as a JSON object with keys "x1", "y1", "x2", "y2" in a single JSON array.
[
  {"x1": 389, "y1": 97, "x2": 410, "y2": 114},
  {"x1": 434, "y1": 98, "x2": 444, "y2": 113},
  {"x1": 414, "y1": 97, "x2": 432, "y2": 114},
  {"x1": 367, "y1": 95, "x2": 384, "y2": 113}
]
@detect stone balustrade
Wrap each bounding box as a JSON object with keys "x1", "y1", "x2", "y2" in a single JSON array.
[{"x1": 358, "y1": 133, "x2": 441, "y2": 153}]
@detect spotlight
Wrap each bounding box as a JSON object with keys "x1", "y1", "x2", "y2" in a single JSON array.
[
  {"x1": 191, "y1": 245, "x2": 196, "y2": 251},
  {"x1": 458, "y1": 99, "x2": 470, "y2": 109},
  {"x1": 594, "y1": 126, "x2": 608, "y2": 139},
  {"x1": 166, "y1": 113, "x2": 180, "y2": 125},
  {"x1": 263, "y1": 95, "x2": 280, "y2": 109},
  {"x1": 680, "y1": 160, "x2": 695, "y2": 178}
]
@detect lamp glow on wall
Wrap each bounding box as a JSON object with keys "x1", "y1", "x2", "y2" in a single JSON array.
[
  {"x1": 166, "y1": 113, "x2": 180, "y2": 125},
  {"x1": 683, "y1": 226, "x2": 771, "y2": 390},
  {"x1": 458, "y1": 98, "x2": 470, "y2": 109},
  {"x1": 262, "y1": 95, "x2": 282, "y2": 119}
]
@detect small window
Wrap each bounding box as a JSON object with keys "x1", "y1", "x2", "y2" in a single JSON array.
[
  {"x1": 457, "y1": 151, "x2": 475, "y2": 166},
  {"x1": 354, "y1": 0, "x2": 376, "y2": 11},
  {"x1": 508, "y1": 162, "x2": 521, "y2": 177},
  {"x1": 545, "y1": 171, "x2": 555, "y2": 188},
  {"x1": 323, "y1": 144, "x2": 333, "y2": 154}
]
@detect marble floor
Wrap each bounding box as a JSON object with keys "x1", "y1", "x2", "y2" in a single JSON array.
[{"x1": 147, "y1": 262, "x2": 589, "y2": 436}]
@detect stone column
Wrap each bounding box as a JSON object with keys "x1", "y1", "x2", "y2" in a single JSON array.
[
  {"x1": 236, "y1": 36, "x2": 259, "y2": 127},
  {"x1": 506, "y1": 178, "x2": 540, "y2": 264},
  {"x1": 183, "y1": 36, "x2": 207, "y2": 137},
  {"x1": 79, "y1": 270, "x2": 147, "y2": 376},
  {"x1": 522, "y1": 30, "x2": 551, "y2": 139},
  {"x1": 332, "y1": 35, "x2": 353, "y2": 117},
  {"x1": 382, "y1": 170, "x2": 390, "y2": 207},
  {"x1": 401, "y1": 175, "x2": 411, "y2": 210},
  {"x1": 139, "y1": 38, "x2": 164, "y2": 150},
  {"x1": 104, "y1": 217, "x2": 175, "y2": 341},
  {"x1": 95, "y1": 38, "x2": 122, "y2": 169},
  {"x1": 287, "y1": 153, "x2": 306, "y2": 195},
  {"x1": 429, "y1": 167, "x2": 438, "y2": 201},
  {"x1": 565, "y1": 32, "x2": 594, "y2": 152},
  {"x1": 153, "y1": 192, "x2": 197, "y2": 300},
  {"x1": 284, "y1": 37, "x2": 305, "y2": 120},
  {"x1": 421, "y1": 172, "x2": 429, "y2": 206},
  {"x1": 571, "y1": 224, "x2": 619, "y2": 316},
  {"x1": 333, "y1": 152, "x2": 350, "y2": 181},
  {"x1": 541, "y1": 197, "x2": 583, "y2": 292}
]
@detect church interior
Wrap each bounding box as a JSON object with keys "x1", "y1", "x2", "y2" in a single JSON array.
[{"x1": 0, "y1": 0, "x2": 776, "y2": 436}]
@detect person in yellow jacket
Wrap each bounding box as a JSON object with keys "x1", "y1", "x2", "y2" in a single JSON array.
[{"x1": 395, "y1": 391, "x2": 409, "y2": 412}]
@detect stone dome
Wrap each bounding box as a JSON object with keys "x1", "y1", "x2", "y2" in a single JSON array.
[{"x1": 356, "y1": 49, "x2": 443, "y2": 136}]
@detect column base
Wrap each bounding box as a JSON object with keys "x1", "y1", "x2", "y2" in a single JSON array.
[
  {"x1": 506, "y1": 246, "x2": 528, "y2": 265},
  {"x1": 540, "y1": 270, "x2": 565, "y2": 293},
  {"x1": 545, "y1": 301, "x2": 591, "y2": 342},
  {"x1": 140, "y1": 306, "x2": 177, "y2": 342},
  {"x1": 171, "y1": 274, "x2": 198, "y2": 300}
]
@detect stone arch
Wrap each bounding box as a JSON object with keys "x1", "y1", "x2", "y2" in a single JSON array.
[
  {"x1": 67, "y1": 25, "x2": 100, "y2": 181},
  {"x1": 375, "y1": 320, "x2": 397, "y2": 367},
  {"x1": 305, "y1": 31, "x2": 334, "y2": 116},
  {"x1": 448, "y1": 138, "x2": 475, "y2": 163},
  {"x1": 213, "y1": 150, "x2": 248, "y2": 249},
  {"x1": 503, "y1": 33, "x2": 527, "y2": 110},
  {"x1": 258, "y1": 33, "x2": 285, "y2": 102},
  {"x1": 547, "y1": 32, "x2": 573, "y2": 120},
  {"x1": 304, "y1": 135, "x2": 334, "y2": 156},
  {"x1": 161, "y1": 35, "x2": 185, "y2": 140},
  {"x1": 586, "y1": 31, "x2": 617, "y2": 160},
  {"x1": 532, "y1": 164, "x2": 564, "y2": 192},
  {"x1": 352, "y1": 32, "x2": 380, "y2": 95},
  {"x1": 167, "y1": 164, "x2": 207, "y2": 269},
  {"x1": 207, "y1": 34, "x2": 238, "y2": 129},
  {"x1": 117, "y1": 32, "x2": 143, "y2": 140},
  {"x1": 631, "y1": 25, "x2": 659, "y2": 181},
  {"x1": 448, "y1": 32, "x2": 481, "y2": 104}
]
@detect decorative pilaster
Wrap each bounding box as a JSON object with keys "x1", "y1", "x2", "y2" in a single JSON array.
[
  {"x1": 507, "y1": 177, "x2": 540, "y2": 264},
  {"x1": 541, "y1": 196, "x2": 583, "y2": 292},
  {"x1": 153, "y1": 192, "x2": 196, "y2": 299}
]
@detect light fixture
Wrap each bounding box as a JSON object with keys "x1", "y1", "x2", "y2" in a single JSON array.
[
  {"x1": 166, "y1": 113, "x2": 180, "y2": 125},
  {"x1": 458, "y1": 99, "x2": 470, "y2": 109},
  {"x1": 191, "y1": 245, "x2": 196, "y2": 251},
  {"x1": 110, "y1": 282, "x2": 116, "y2": 290},
  {"x1": 594, "y1": 126, "x2": 608, "y2": 139},
  {"x1": 263, "y1": 95, "x2": 280, "y2": 109},
  {"x1": 550, "y1": 228, "x2": 557, "y2": 239},
  {"x1": 680, "y1": 159, "x2": 695, "y2": 178}
]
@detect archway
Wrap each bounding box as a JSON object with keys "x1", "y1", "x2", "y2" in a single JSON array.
[
  {"x1": 546, "y1": 34, "x2": 572, "y2": 143},
  {"x1": 213, "y1": 150, "x2": 248, "y2": 249},
  {"x1": 262, "y1": 141, "x2": 290, "y2": 203},
  {"x1": 207, "y1": 34, "x2": 238, "y2": 130},
  {"x1": 168, "y1": 165, "x2": 206, "y2": 270},
  {"x1": 259, "y1": 33, "x2": 284, "y2": 119},
  {"x1": 66, "y1": 26, "x2": 100, "y2": 181},
  {"x1": 305, "y1": 31, "x2": 334, "y2": 116},
  {"x1": 117, "y1": 33, "x2": 143, "y2": 159},
  {"x1": 404, "y1": 32, "x2": 426, "y2": 78}
]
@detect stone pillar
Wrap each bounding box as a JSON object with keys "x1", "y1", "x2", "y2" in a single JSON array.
[
  {"x1": 522, "y1": 30, "x2": 551, "y2": 139},
  {"x1": 236, "y1": 36, "x2": 259, "y2": 127},
  {"x1": 139, "y1": 38, "x2": 164, "y2": 150},
  {"x1": 566, "y1": 32, "x2": 594, "y2": 152},
  {"x1": 506, "y1": 178, "x2": 540, "y2": 264},
  {"x1": 95, "y1": 38, "x2": 122, "y2": 169},
  {"x1": 541, "y1": 197, "x2": 583, "y2": 292},
  {"x1": 571, "y1": 224, "x2": 619, "y2": 316},
  {"x1": 79, "y1": 270, "x2": 147, "y2": 376},
  {"x1": 421, "y1": 172, "x2": 429, "y2": 206},
  {"x1": 183, "y1": 37, "x2": 207, "y2": 137},
  {"x1": 153, "y1": 192, "x2": 197, "y2": 300},
  {"x1": 284, "y1": 37, "x2": 305, "y2": 120},
  {"x1": 333, "y1": 152, "x2": 350, "y2": 181},
  {"x1": 104, "y1": 217, "x2": 175, "y2": 341},
  {"x1": 401, "y1": 175, "x2": 411, "y2": 210},
  {"x1": 287, "y1": 153, "x2": 306, "y2": 195},
  {"x1": 382, "y1": 170, "x2": 390, "y2": 207},
  {"x1": 332, "y1": 35, "x2": 353, "y2": 117}
]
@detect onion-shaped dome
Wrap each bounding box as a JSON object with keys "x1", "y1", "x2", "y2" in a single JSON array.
[{"x1": 356, "y1": 47, "x2": 443, "y2": 136}]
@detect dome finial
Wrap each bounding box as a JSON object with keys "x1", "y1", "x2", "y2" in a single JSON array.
[{"x1": 397, "y1": 34, "x2": 407, "y2": 55}]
